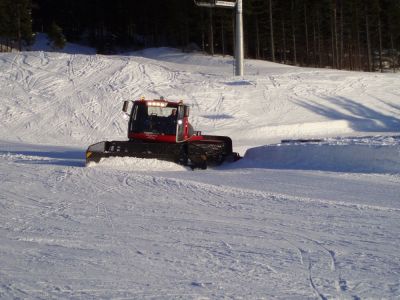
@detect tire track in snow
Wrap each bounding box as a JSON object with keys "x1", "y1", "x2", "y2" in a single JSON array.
[
  {"x1": 0, "y1": 56, "x2": 129, "y2": 143},
  {"x1": 112, "y1": 170, "x2": 393, "y2": 298},
  {"x1": 280, "y1": 232, "x2": 358, "y2": 300},
  {"x1": 39, "y1": 51, "x2": 49, "y2": 67},
  {"x1": 0, "y1": 54, "x2": 77, "y2": 134},
  {"x1": 86, "y1": 170, "x2": 394, "y2": 295},
  {"x1": 26, "y1": 56, "x2": 127, "y2": 141},
  {"x1": 140, "y1": 174, "x2": 400, "y2": 213},
  {"x1": 301, "y1": 246, "x2": 327, "y2": 300},
  {"x1": 95, "y1": 171, "x2": 284, "y2": 279},
  {"x1": 2, "y1": 153, "x2": 397, "y2": 298},
  {"x1": 138, "y1": 62, "x2": 179, "y2": 97},
  {"x1": 73, "y1": 168, "x2": 127, "y2": 233}
]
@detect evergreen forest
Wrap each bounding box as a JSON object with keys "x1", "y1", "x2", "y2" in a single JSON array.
[{"x1": 1, "y1": 0, "x2": 399, "y2": 72}]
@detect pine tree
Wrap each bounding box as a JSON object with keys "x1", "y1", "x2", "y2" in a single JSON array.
[
  {"x1": 0, "y1": 0, "x2": 32, "y2": 51},
  {"x1": 48, "y1": 22, "x2": 66, "y2": 50}
]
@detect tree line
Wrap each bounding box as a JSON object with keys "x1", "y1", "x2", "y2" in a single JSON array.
[
  {"x1": 245, "y1": 0, "x2": 400, "y2": 72},
  {"x1": 0, "y1": 0, "x2": 399, "y2": 72},
  {"x1": 0, "y1": 0, "x2": 32, "y2": 51}
]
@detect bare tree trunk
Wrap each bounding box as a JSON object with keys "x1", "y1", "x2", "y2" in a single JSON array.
[
  {"x1": 232, "y1": 11, "x2": 235, "y2": 57},
  {"x1": 269, "y1": 0, "x2": 275, "y2": 62},
  {"x1": 209, "y1": 8, "x2": 214, "y2": 55},
  {"x1": 292, "y1": 29, "x2": 297, "y2": 65},
  {"x1": 349, "y1": 42, "x2": 353, "y2": 70},
  {"x1": 291, "y1": 0, "x2": 297, "y2": 65},
  {"x1": 202, "y1": 30, "x2": 205, "y2": 52},
  {"x1": 312, "y1": 20, "x2": 316, "y2": 66},
  {"x1": 391, "y1": 34, "x2": 396, "y2": 72},
  {"x1": 365, "y1": 13, "x2": 372, "y2": 72},
  {"x1": 17, "y1": 4, "x2": 22, "y2": 51},
  {"x1": 200, "y1": 11, "x2": 205, "y2": 52},
  {"x1": 282, "y1": 20, "x2": 287, "y2": 64},
  {"x1": 317, "y1": 10, "x2": 322, "y2": 67},
  {"x1": 304, "y1": 2, "x2": 309, "y2": 64},
  {"x1": 333, "y1": 1, "x2": 339, "y2": 69},
  {"x1": 331, "y1": 4, "x2": 334, "y2": 67},
  {"x1": 355, "y1": 5, "x2": 362, "y2": 71},
  {"x1": 255, "y1": 14, "x2": 260, "y2": 59},
  {"x1": 221, "y1": 16, "x2": 226, "y2": 56},
  {"x1": 340, "y1": 0, "x2": 344, "y2": 69},
  {"x1": 377, "y1": 11, "x2": 383, "y2": 72},
  {"x1": 180, "y1": 12, "x2": 190, "y2": 51}
]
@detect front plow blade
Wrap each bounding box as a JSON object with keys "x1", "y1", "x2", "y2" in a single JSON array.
[{"x1": 86, "y1": 141, "x2": 109, "y2": 165}]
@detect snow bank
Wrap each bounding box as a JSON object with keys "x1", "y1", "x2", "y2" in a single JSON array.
[{"x1": 243, "y1": 136, "x2": 400, "y2": 173}]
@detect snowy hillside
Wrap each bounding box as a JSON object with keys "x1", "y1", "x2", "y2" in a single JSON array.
[
  {"x1": 0, "y1": 47, "x2": 399, "y2": 299},
  {"x1": 1, "y1": 47, "x2": 400, "y2": 149}
]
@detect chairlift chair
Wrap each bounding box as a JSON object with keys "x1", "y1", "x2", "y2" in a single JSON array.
[{"x1": 194, "y1": 0, "x2": 236, "y2": 8}]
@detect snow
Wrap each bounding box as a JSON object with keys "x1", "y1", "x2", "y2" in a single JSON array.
[
  {"x1": 29, "y1": 33, "x2": 96, "y2": 55},
  {"x1": 88, "y1": 156, "x2": 188, "y2": 172},
  {"x1": 0, "y1": 42, "x2": 400, "y2": 299},
  {"x1": 244, "y1": 136, "x2": 400, "y2": 173}
]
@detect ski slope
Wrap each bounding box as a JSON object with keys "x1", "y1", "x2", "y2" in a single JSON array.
[{"x1": 0, "y1": 44, "x2": 400, "y2": 299}]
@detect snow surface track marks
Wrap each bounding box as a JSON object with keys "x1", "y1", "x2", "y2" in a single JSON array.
[
  {"x1": 1, "y1": 49, "x2": 400, "y2": 147},
  {"x1": 1, "y1": 147, "x2": 399, "y2": 298},
  {"x1": 1, "y1": 48, "x2": 400, "y2": 298}
]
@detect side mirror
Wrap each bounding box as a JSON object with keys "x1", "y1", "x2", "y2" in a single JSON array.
[{"x1": 122, "y1": 101, "x2": 129, "y2": 113}]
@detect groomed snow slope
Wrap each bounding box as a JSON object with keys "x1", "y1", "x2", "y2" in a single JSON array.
[
  {"x1": 0, "y1": 47, "x2": 400, "y2": 299},
  {"x1": 1, "y1": 48, "x2": 400, "y2": 149}
]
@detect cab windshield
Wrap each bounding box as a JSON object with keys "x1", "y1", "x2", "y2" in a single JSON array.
[{"x1": 129, "y1": 103, "x2": 177, "y2": 135}]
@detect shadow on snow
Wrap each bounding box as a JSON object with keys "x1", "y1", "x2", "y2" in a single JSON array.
[
  {"x1": 202, "y1": 114, "x2": 234, "y2": 120},
  {"x1": 0, "y1": 149, "x2": 85, "y2": 167},
  {"x1": 294, "y1": 96, "x2": 400, "y2": 133}
]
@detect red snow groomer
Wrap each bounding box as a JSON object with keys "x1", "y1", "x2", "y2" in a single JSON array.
[{"x1": 86, "y1": 97, "x2": 240, "y2": 169}]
